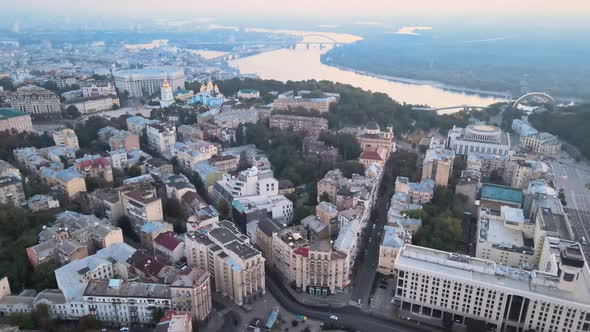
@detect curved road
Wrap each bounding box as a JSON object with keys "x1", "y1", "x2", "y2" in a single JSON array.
[{"x1": 265, "y1": 272, "x2": 426, "y2": 332}]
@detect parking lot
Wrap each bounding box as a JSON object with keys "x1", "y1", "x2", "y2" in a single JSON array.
[{"x1": 549, "y1": 157, "x2": 590, "y2": 260}]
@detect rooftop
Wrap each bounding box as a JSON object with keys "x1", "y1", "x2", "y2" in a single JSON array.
[
  {"x1": 397, "y1": 244, "x2": 590, "y2": 307},
  {"x1": 154, "y1": 232, "x2": 183, "y2": 251},
  {"x1": 481, "y1": 183, "x2": 523, "y2": 206},
  {"x1": 0, "y1": 108, "x2": 28, "y2": 119},
  {"x1": 84, "y1": 279, "x2": 170, "y2": 299}
]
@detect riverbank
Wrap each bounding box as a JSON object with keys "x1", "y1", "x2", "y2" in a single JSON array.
[{"x1": 322, "y1": 61, "x2": 512, "y2": 101}]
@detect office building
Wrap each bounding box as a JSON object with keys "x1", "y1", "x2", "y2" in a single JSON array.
[
  {"x1": 113, "y1": 66, "x2": 184, "y2": 98},
  {"x1": 394, "y1": 243, "x2": 590, "y2": 332}
]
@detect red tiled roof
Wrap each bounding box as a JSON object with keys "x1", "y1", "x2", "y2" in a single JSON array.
[
  {"x1": 159, "y1": 310, "x2": 190, "y2": 323},
  {"x1": 359, "y1": 150, "x2": 383, "y2": 161},
  {"x1": 77, "y1": 157, "x2": 110, "y2": 169},
  {"x1": 293, "y1": 246, "x2": 309, "y2": 257},
  {"x1": 154, "y1": 231, "x2": 182, "y2": 251},
  {"x1": 127, "y1": 251, "x2": 166, "y2": 277}
]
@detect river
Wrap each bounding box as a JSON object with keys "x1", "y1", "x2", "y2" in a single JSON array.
[{"x1": 228, "y1": 43, "x2": 507, "y2": 110}]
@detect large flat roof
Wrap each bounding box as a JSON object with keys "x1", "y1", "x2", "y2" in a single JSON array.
[
  {"x1": 481, "y1": 183, "x2": 523, "y2": 205},
  {"x1": 398, "y1": 245, "x2": 590, "y2": 307}
]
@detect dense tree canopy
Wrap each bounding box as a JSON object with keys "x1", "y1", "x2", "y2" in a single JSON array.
[
  {"x1": 413, "y1": 187, "x2": 468, "y2": 252},
  {"x1": 529, "y1": 104, "x2": 590, "y2": 159},
  {"x1": 216, "y1": 78, "x2": 469, "y2": 135}
]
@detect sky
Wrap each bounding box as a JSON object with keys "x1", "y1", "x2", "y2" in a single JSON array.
[{"x1": 7, "y1": 0, "x2": 590, "y2": 20}]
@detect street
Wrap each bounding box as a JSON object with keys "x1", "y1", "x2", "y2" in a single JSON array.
[
  {"x1": 265, "y1": 272, "x2": 425, "y2": 332},
  {"x1": 350, "y1": 155, "x2": 396, "y2": 308},
  {"x1": 549, "y1": 155, "x2": 590, "y2": 260}
]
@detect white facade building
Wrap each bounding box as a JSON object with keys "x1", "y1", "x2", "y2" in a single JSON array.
[
  {"x1": 113, "y1": 66, "x2": 184, "y2": 98},
  {"x1": 394, "y1": 243, "x2": 590, "y2": 332},
  {"x1": 447, "y1": 124, "x2": 511, "y2": 157}
]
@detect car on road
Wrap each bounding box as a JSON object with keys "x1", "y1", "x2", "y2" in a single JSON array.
[{"x1": 329, "y1": 315, "x2": 338, "y2": 320}]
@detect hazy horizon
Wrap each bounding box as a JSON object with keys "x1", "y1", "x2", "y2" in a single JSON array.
[{"x1": 3, "y1": 0, "x2": 590, "y2": 32}]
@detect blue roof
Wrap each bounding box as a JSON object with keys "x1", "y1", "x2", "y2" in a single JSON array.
[
  {"x1": 56, "y1": 168, "x2": 82, "y2": 182},
  {"x1": 382, "y1": 225, "x2": 404, "y2": 248},
  {"x1": 225, "y1": 257, "x2": 241, "y2": 272},
  {"x1": 141, "y1": 222, "x2": 165, "y2": 233},
  {"x1": 481, "y1": 183, "x2": 523, "y2": 205},
  {"x1": 194, "y1": 161, "x2": 220, "y2": 177},
  {"x1": 127, "y1": 116, "x2": 159, "y2": 126}
]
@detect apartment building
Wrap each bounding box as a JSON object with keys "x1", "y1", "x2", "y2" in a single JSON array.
[
  {"x1": 39, "y1": 167, "x2": 87, "y2": 198},
  {"x1": 170, "y1": 142, "x2": 210, "y2": 171},
  {"x1": 26, "y1": 211, "x2": 123, "y2": 269},
  {"x1": 269, "y1": 114, "x2": 328, "y2": 135},
  {"x1": 122, "y1": 189, "x2": 164, "y2": 228},
  {"x1": 394, "y1": 176, "x2": 435, "y2": 205},
  {"x1": 108, "y1": 130, "x2": 140, "y2": 152},
  {"x1": 208, "y1": 155, "x2": 239, "y2": 173},
  {"x1": 52, "y1": 128, "x2": 80, "y2": 149},
  {"x1": 272, "y1": 95, "x2": 336, "y2": 113},
  {"x1": 27, "y1": 194, "x2": 60, "y2": 212},
  {"x1": 185, "y1": 220, "x2": 265, "y2": 306},
  {"x1": 422, "y1": 139, "x2": 455, "y2": 187},
  {"x1": 0, "y1": 175, "x2": 25, "y2": 207},
  {"x1": 75, "y1": 154, "x2": 114, "y2": 183},
  {"x1": 126, "y1": 116, "x2": 160, "y2": 135},
  {"x1": 212, "y1": 165, "x2": 278, "y2": 203},
  {"x1": 147, "y1": 122, "x2": 177, "y2": 158},
  {"x1": 154, "y1": 232, "x2": 185, "y2": 264}
]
